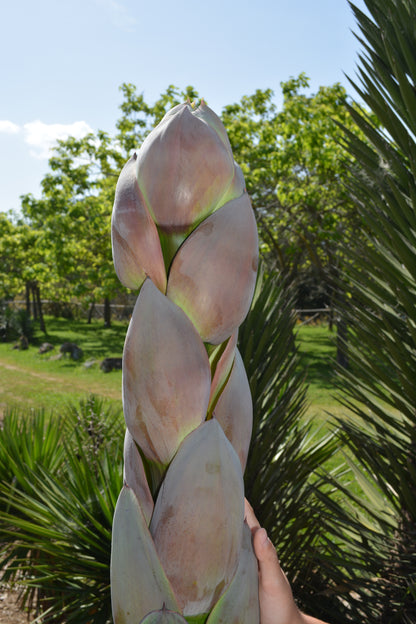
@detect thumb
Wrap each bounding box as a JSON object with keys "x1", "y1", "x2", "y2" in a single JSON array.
[
  {"x1": 253, "y1": 529, "x2": 302, "y2": 624},
  {"x1": 253, "y1": 530, "x2": 280, "y2": 576},
  {"x1": 253, "y1": 528, "x2": 292, "y2": 596}
]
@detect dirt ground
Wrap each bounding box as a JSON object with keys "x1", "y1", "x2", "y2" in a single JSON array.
[{"x1": 0, "y1": 586, "x2": 29, "y2": 623}]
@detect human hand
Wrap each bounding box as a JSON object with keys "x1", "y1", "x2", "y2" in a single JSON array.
[{"x1": 244, "y1": 500, "x2": 328, "y2": 624}]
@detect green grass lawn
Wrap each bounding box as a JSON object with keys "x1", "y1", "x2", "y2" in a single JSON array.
[
  {"x1": 0, "y1": 316, "x2": 127, "y2": 415},
  {"x1": 0, "y1": 315, "x2": 345, "y2": 422},
  {"x1": 295, "y1": 321, "x2": 346, "y2": 424}
]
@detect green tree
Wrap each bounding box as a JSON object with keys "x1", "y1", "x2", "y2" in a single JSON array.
[
  {"x1": 0, "y1": 212, "x2": 48, "y2": 332},
  {"x1": 0, "y1": 212, "x2": 24, "y2": 300},
  {"x1": 221, "y1": 76, "x2": 366, "y2": 312},
  {"x1": 21, "y1": 131, "x2": 124, "y2": 326}
]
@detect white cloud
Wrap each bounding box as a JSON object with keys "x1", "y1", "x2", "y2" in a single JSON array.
[
  {"x1": 23, "y1": 120, "x2": 94, "y2": 159},
  {"x1": 0, "y1": 120, "x2": 20, "y2": 134},
  {"x1": 94, "y1": 0, "x2": 137, "y2": 31}
]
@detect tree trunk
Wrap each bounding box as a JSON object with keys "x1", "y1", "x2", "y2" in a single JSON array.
[
  {"x1": 87, "y1": 302, "x2": 96, "y2": 324},
  {"x1": 328, "y1": 299, "x2": 334, "y2": 332},
  {"x1": 31, "y1": 282, "x2": 38, "y2": 321},
  {"x1": 25, "y1": 282, "x2": 31, "y2": 318},
  {"x1": 104, "y1": 297, "x2": 111, "y2": 328},
  {"x1": 35, "y1": 284, "x2": 46, "y2": 334}
]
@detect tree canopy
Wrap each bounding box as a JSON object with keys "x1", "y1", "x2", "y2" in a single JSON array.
[{"x1": 222, "y1": 74, "x2": 372, "y2": 307}]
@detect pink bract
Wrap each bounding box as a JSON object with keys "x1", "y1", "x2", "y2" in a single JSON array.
[
  {"x1": 123, "y1": 279, "x2": 211, "y2": 465},
  {"x1": 167, "y1": 193, "x2": 259, "y2": 345}
]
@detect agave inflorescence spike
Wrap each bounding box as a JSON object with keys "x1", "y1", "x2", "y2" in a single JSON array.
[{"x1": 111, "y1": 100, "x2": 260, "y2": 623}]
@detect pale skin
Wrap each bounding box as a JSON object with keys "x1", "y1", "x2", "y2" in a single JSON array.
[{"x1": 244, "y1": 500, "x2": 329, "y2": 624}]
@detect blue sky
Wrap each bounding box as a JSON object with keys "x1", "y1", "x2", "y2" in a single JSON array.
[{"x1": 1, "y1": 0, "x2": 366, "y2": 215}]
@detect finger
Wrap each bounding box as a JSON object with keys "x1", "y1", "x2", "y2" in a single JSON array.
[
  {"x1": 253, "y1": 528, "x2": 289, "y2": 592},
  {"x1": 253, "y1": 528, "x2": 279, "y2": 566},
  {"x1": 244, "y1": 498, "x2": 260, "y2": 530}
]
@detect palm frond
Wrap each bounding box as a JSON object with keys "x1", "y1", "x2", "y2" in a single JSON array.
[{"x1": 335, "y1": 1, "x2": 416, "y2": 620}]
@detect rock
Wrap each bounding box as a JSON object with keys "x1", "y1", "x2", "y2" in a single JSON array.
[
  {"x1": 60, "y1": 342, "x2": 83, "y2": 361},
  {"x1": 100, "y1": 357, "x2": 122, "y2": 373},
  {"x1": 39, "y1": 342, "x2": 55, "y2": 354},
  {"x1": 84, "y1": 358, "x2": 98, "y2": 369},
  {"x1": 13, "y1": 335, "x2": 29, "y2": 350}
]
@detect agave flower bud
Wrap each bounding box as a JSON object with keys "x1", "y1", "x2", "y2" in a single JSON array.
[
  {"x1": 192, "y1": 101, "x2": 232, "y2": 152},
  {"x1": 123, "y1": 279, "x2": 211, "y2": 466},
  {"x1": 150, "y1": 420, "x2": 244, "y2": 616},
  {"x1": 136, "y1": 103, "x2": 244, "y2": 237},
  {"x1": 123, "y1": 429, "x2": 154, "y2": 524},
  {"x1": 208, "y1": 331, "x2": 238, "y2": 416},
  {"x1": 206, "y1": 523, "x2": 259, "y2": 624}
]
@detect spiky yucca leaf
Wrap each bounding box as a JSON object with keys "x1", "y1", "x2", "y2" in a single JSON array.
[
  {"x1": 238, "y1": 271, "x2": 347, "y2": 618},
  {"x1": 334, "y1": 1, "x2": 416, "y2": 620},
  {"x1": 0, "y1": 407, "x2": 66, "y2": 493},
  {"x1": 0, "y1": 397, "x2": 124, "y2": 623}
]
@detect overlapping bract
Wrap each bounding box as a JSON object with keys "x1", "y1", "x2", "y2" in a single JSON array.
[
  {"x1": 123, "y1": 279, "x2": 211, "y2": 466},
  {"x1": 150, "y1": 421, "x2": 244, "y2": 615},
  {"x1": 111, "y1": 101, "x2": 260, "y2": 623}
]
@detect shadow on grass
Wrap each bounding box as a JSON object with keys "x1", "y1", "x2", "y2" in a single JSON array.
[
  {"x1": 296, "y1": 325, "x2": 337, "y2": 392},
  {"x1": 31, "y1": 316, "x2": 128, "y2": 359}
]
